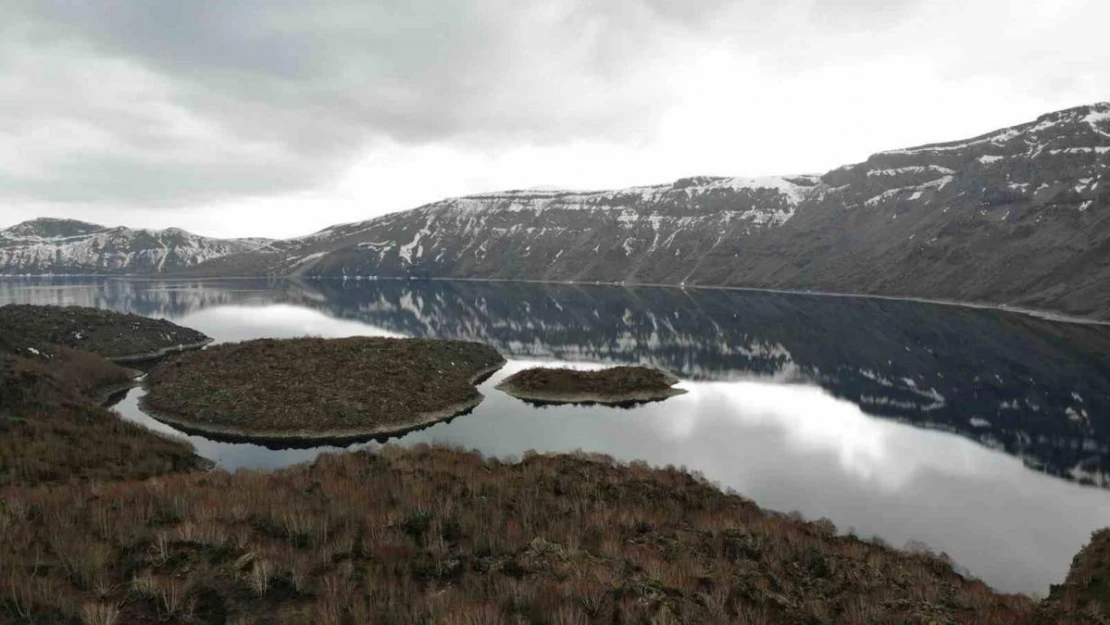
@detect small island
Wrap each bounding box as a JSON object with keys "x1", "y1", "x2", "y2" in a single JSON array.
[
  {"x1": 142, "y1": 337, "x2": 506, "y2": 443},
  {"x1": 496, "y1": 365, "x2": 686, "y2": 405}
]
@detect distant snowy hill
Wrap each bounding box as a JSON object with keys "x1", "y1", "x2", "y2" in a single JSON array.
[
  {"x1": 0, "y1": 218, "x2": 271, "y2": 275},
  {"x1": 10, "y1": 102, "x2": 1110, "y2": 319}
]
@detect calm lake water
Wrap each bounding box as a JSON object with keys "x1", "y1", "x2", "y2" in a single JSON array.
[{"x1": 3, "y1": 276, "x2": 1110, "y2": 596}]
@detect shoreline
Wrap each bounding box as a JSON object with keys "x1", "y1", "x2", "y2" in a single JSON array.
[
  {"x1": 416, "y1": 277, "x2": 1110, "y2": 327},
  {"x1": 495, "y1": 366, "x2": 687, "y2": 406},
  {"x1": 137, "y1": 360, "x2": 505, "y2": 445},
  {"x1": 89, "y1": 374, "x2": 143, "y2": 406},
  {"x1": 107, "y1": 338, "x2": 214, "y2": 364},
  {"x1": 496, "y1": 382, "x2": 688, "y2": 406},
  {"x1": 4, "y1": 273, "x2": 1104, "y2": 327}
]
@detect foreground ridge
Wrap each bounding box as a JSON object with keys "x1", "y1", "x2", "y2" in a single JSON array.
[{"x1": 0, "y1": 445, "x2": 1038, "y2": 624}]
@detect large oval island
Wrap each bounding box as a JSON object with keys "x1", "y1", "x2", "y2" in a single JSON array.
[
  {"x1": 496, "y1": 365, "x2": 686, "y2": 406},
  {"x1": 141, "y1": 337, "x2": 505, "y2": 444}
]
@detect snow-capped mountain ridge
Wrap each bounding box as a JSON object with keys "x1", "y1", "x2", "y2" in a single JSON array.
[
  {"x1": 239, "y1": 102, "x2": 1108, "y2": 319},
  {"x1": 465, "y1": 174, "x2": 822, "y2": 207},
  {"x1": 2, "y1": 218, "x2": 109, "y2": 241},
  {"x1": 880, "y1": 102, "x2": 1109, "y2": 156},
  {"x1": 0, "y1": 219, "x2": 272, "y2": 275},
  {"x1": 8, "y1": 103, "x2": 1110, "y2": 320}
]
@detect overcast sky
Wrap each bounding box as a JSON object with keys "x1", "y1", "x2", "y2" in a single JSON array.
[{"x1": 2, "y1": 0, "x2": 1107, "y2": 239}]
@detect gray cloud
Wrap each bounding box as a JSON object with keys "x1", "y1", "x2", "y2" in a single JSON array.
[
  {"x1": 5, "y1": 0, "x2": 728, "y2": 207},
  {"x1": 0, "y1": 0, "x2": 1106, "y2": 213}
]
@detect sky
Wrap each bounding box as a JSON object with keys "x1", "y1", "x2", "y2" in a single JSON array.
[{"x1": 1, "y1": 0, "x2": 1108, "y2": 239}]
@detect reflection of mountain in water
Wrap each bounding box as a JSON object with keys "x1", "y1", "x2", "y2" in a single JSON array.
[
  {"x1": 0, "y1": 277, "x2": 318, "y2": 318},
  {"x1": 4, "y1": 276, "x2": 1110, "y2": 488}
]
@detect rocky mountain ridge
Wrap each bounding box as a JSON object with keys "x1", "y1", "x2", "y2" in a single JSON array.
[
  {"x1": 193, "y1": 102, "x2": 1110, "y2": 319},
  {"x1": 0, "y1": 218, "x2": 272, "y2": 275},
  {"x1": 6, "y1": 102, "x2": 1109, "y2": 319}
]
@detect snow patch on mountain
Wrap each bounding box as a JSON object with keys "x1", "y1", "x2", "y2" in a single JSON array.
[
  {"x1": 1085, "y1": 105, "x2": 1110, "y2": 137},
  {"x1": 882, "y1": 128, "x2": 1023, "y2": 156},
  {"x1": 465, "y1": 175, "x2": 820, "y2": 208},
  {"x1": 863, "y1": 175, "x2": 953, "y2": 207},
  {"x1": 867, "y1": 165, "x2": 955, "y2": 176},
  {"x1": 880, "y1": 103, "x2": 1110, "y2": 157},
  {"x1": 0, "y1": 219, "x2": 271, "y2": 274}
]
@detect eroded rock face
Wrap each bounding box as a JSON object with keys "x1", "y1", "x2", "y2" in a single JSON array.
[{"x1": 186, "y1": 103, "x2": 1110, "y2": 319}]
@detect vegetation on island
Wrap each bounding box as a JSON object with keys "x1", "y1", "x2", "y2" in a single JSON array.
[
  {"x1": 497, "y1": 366, "x2": 686, "y2": 405},
  {"x1": 142, "y1": 337, "x2": 506, "y2": 441},
  {"x1": 0, "y1": 304, "x2": 211, "y2": 362}
]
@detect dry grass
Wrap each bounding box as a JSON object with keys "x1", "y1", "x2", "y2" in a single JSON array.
[
  {"x1": 1032, "y1": 529, "x2": 1110, "y2": 624},
  {"x1": 0, "y1": 445, "x2": 1036, "y2": 624},
  {"x1": 0, "y1": 399, "x2": 205, "y2": 486},
  {"x1": 0, "y1": 304, "x2": 210, "y2": 361},
  {"x1": 1, "y1": 347, "x2": 134, "y2": 412},
  {"x1": 0, "y1": 310, "x2": 207, "y2": 487},
  {"x1": 142, "y1": 337, "x2": 505, "y2": 438}
]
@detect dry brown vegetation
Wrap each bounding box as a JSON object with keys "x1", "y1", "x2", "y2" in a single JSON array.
[
  {"x1": 0, "y1": 398, "x2": 208, "y2": 487},
  {"x1": 1, "y1": 305, "x2": 1105, "y2": 624},
  {"x1": 1032, "y1": 529, "x2": 1110, "y2": 624},
  {"x1": 1, "y1": 347, "x2": 134, "y2": 411},
  {"x1": 0, "y1": 305, "x2": 210, "y2": 362},
  {"x1": 0, "y1": 348, "x2": 206, "y2": 487},
  {"x1": 142, "y1": 337, "x2": 506, "y2": 440},
  {"x1": 0, "y1": 307, "x2": 209, "y2": 487},
  {"x1": 0, "y1": 445, "x2": 1037, "y2": 625},
  {"x1": 497, "y1": 366, "x2": 685, "y2": 405}
]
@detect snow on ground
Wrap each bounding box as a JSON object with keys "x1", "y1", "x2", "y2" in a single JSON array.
[
  {"x1": 867, "y1": 165, "x2": 955, "y2": 176},
  {"x1": 1049, "y1": 147, "x2": 1110, "y2": 155},
  {"x1": 0, "y1": 224, "x2": 267, "y2": 272},
  {"x1": 1085, "y1": 105, "x2": 1110, "y2": 137},
  {"x1": 464, "y1": 175, "x2": 820, "y2": 208},
  {"x1": 863, "y1": 176, "x2": 953, "y2": 207},
  {"x1": 880, "y1": 128, "x2": 1022, "y2": 156}
]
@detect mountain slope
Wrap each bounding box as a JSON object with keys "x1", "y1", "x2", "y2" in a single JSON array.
[
  {"x1": 0, "y1": 218, "x2": 272, "y2": 275},
  {"x1": 13, "y1": 103, "x2": 1110, "y2": 319},
  {"x1": 186, "y1": 102, "x2": 1110, "y2": 319}
]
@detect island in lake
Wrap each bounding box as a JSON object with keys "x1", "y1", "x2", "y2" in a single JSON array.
[
  {"x1": 141, "y1": 336, "x2": 506, "y2": 444},
  {"x1": 497, "y1": 365, "x2": 686, "y2": 406}
]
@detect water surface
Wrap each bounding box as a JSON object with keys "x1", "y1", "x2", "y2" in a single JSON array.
[{"x1": 3, "y1": 276, "x2": 1109, "y2": 596}]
